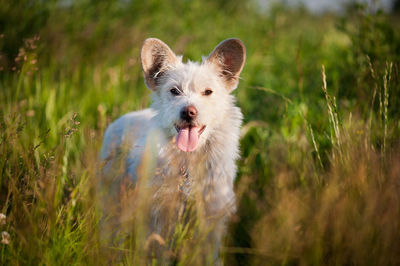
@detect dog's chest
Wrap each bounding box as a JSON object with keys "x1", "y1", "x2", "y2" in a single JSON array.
[
  {"x1": 156, "y1": 144, "x2": 208, "y2": 192},
  {"x1": 151, "y1": 142, "x2": 234, "y2": 215}
]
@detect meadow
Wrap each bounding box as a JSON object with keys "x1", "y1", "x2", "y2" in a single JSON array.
[{"x1": 1, "y1": 0, "x2": 400, "y2": 265}]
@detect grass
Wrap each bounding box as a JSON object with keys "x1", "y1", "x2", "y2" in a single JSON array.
[{"x1": 1, "y1": 0, "x2": 400, "y2": 265}]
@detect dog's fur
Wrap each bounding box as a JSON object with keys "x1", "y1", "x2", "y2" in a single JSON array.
[{"x1": 100, "y1": 38, "x2": 245, "y2": 260}]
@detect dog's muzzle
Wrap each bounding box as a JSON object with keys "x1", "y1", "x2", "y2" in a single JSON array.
[{"x1": 175, "y1": 106, "x2": 206, "y2": 152}]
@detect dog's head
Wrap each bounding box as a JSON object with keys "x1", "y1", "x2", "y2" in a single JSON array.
[{"x1": 141, "y1": 38, "x2": 245, "y2": 152}]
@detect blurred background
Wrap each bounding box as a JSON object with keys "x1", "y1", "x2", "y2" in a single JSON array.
[{"x1": 1, "y1": 0, "x2": 400, "y2": 265}]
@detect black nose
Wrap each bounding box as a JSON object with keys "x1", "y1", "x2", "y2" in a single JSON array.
[{"x1": 180, "y1": 105, "x2": 197, "y2": 122}]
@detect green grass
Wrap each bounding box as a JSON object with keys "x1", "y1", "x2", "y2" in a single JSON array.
[{"x1": 1, "y1": 0, "x2": 400, "y2": 265}]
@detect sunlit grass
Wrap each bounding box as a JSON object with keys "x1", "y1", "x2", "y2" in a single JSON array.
[{"x1": 1, "y1": 1, "x2": 400, "y2": 265}]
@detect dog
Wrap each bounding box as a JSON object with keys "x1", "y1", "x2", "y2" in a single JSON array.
[{"x1": 100, "y1": 37, "x2": 246, "y2": 263}]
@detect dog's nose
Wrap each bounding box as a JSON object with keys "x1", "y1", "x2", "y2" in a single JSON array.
[{"x1": 180, "y1": 105, "x2": 197, "y2": 122}]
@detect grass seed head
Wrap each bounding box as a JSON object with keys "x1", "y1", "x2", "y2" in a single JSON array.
[
  {"x1": 1, "y1": 231, "x2": 10, "y2": 245},
  {"x1": 0, "y1": 213, "x2": 6, "y2": 226}
]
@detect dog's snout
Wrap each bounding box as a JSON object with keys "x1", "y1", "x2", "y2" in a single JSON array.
[{"x1": 180, "y1": 105, "x2": 197, "y2": 122}]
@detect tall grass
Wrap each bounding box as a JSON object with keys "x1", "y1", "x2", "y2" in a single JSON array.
[
  {"x1": 231, "y1": 63, "x2": 400, "y2": 265},
  {"x1": 1, "y1": 1, "x2": 400, "y2": 265}
]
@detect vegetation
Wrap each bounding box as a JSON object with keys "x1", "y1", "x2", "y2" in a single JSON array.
[{"x1": 1, "y1": 0, "x2": 400, "y2": 265}]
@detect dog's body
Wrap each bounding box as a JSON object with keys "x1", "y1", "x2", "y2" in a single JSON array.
[{"x1": 100, "y1": 38, "x2": 245, "y2": 260}]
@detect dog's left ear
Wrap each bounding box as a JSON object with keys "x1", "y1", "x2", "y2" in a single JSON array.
[{"x1": 207, "y1": 38, "x2": 246, "y2": 92}]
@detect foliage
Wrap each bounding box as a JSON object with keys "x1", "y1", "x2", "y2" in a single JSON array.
[{"x1": 1, "y1": 0, "x2": 400, "y2": 265}]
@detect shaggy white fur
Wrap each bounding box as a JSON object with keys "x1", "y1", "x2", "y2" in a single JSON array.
[{"x1": 100, "y1": 38, "x2": 246, "y2": 259}]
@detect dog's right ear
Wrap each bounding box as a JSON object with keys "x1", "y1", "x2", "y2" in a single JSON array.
[{"x1": 141, "y1": 38, "x2": 178, "y2": 91}]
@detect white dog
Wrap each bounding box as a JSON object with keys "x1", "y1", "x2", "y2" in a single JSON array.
[{"x1": 100, "y1": 37, "x2": 246, "y2": 262}]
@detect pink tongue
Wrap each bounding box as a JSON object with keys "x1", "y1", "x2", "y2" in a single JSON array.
[{"x1": 176, "y1": 126, "x2": 200, "y2": 152}]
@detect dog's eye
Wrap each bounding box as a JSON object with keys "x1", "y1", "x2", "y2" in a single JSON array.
[
  {"x1": 170, "y1": 88, "x2": 181, "y2": 96},
  {"x1": 203, "y1": 89, "x2": 213, "y2": 96}
]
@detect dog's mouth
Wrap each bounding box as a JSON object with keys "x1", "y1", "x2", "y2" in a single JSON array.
[{"x1": 174, "y1": 124, "x2": 206, "y2": 152}]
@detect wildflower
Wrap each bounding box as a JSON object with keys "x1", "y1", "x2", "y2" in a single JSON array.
[
  {"x1": 1, "y1": 231, "x2": 10, "y2": 245},
  {"x1": 26, "y1": 110, "x2": 35, "y2": 117},
  {"x1": 0, "y1": 213, "x2": 6, "y2": 226}
]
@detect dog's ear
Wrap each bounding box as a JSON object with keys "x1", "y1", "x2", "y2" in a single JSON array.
[
  {"x1": 207, "y1": 38, "x2": 246, "y2": 92},
  {"x1": 141, "y1": 38, "x2": 178, "y2": 91}
]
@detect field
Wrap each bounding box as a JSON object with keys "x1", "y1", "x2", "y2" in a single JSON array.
[{"x1": 1, "y1": 0, "x2": 400, "y2": 265}]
